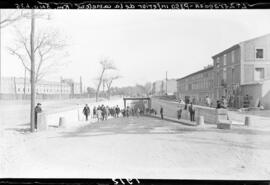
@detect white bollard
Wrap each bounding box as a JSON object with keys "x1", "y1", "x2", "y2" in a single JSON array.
[{"x1": 197, "y1": 115, "x2": 205, "y2": 127}]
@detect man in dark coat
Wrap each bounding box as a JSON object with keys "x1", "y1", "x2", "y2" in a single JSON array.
[
  {"x1": 83, "y1": 104, "x2": 90, "y2": 121},
  {"x1": 160, "y1": 106, "x2": 164, "y2": 120},
  {"x1": 216, "y1": 100, "x2": 225, "y2": 109},
  {"x1": 177, "y1": 107, "x2": 182, "y2": 120},
  {"x1": 115, "y1": 105, "x2": 120, "y2": 118},
  {"x1": 34, "y1": 103, "x2": 42, "y2": 131},
  {"x1": 189, "y1": 103, "x2": 195, "y2": 122}
]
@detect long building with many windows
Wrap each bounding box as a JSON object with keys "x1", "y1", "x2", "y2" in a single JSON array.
[
  {"x1": 1, "y1": 77, "x2": 81, "y2": 99},
  {"x1": 177, "y1": 33, "x2": 270, "y2": 109},
  {"x1": 176, "y1": 65, "x2": 214, "y2": 105}
]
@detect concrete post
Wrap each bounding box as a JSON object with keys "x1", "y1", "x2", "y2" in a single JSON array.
[
  {"x1": 37, "y1": 113, "x2": 47, "y2": 131},
  {"x1": 197, "y1": 115, "x2": 205, "y2": 126},
  {"x1": 245, "y1": 116, "x2": 251, "y2": 127}
]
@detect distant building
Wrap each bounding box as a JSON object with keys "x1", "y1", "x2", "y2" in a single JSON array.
[
  {"x1": 152, "y1": 79, "x2": 177, "y2": 96},
  {"x1": 1, "y1": 77, "x2": 81, "y2": 99},
  {"x1": 176, "y1": 66, "x2": 214, "y2": 105},
  {"x1": 212, "y1": 33, "x2": 270, "y2": 109}
]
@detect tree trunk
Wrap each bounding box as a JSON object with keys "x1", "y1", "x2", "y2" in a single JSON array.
[
  {"x1": 30, "y1": 9, "x2": 36, "y2": 132},
  {"x1": 24, "y1": 68, "x2": 26, "y2": 99}
]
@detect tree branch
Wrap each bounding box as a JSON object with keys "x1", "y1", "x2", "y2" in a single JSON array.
[{"x1": 8, "y1": 48, "x2": 31, "y2": 72}]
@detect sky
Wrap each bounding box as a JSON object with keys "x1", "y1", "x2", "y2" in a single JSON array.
[{"x1": 2, "y1": 9, "x2": 270, "y2": 88}]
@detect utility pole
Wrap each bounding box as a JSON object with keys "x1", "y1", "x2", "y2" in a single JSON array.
[
  {"x1": 166, "y1": 71, "x2": 168, "y2": 96},
  {"x1": 0, "y1": 10, "x2": 2, "y2": 98},
  {"x1": 80, "y1": 76, "x2": 82, "y2": 96},
  {"x1": 30, "y1": 9, "x2": 36, "y2": 132}
]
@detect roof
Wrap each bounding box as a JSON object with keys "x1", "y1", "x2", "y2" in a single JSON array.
[
  {"x1": 212, "y1": 44, "x2": 240, "y2": 59},
  {"x1": 212, "y1": 33, "x2": 270, "y2": 59},
  {"x1": 176, "y1": 66, "x2": 214, "y2": 81}
]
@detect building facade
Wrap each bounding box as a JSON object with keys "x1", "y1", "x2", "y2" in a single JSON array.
[
  {"x1": 176, "y1": 66, "x2": 214, "y2": 105},
  {"x1": 212, "y1": 33, "x2": 270, "y2": 109},
  {"x1": 1, "y1": 77, "x2": 81, "y2": 99}
]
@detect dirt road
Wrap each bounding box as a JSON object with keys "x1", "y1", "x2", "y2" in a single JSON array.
[{"x1": 1, "y1": 116, "x2": 270, "y2": 179}]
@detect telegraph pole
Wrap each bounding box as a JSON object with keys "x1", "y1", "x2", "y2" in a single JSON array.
[
  {"x1": 30, "y1": 9, "x2": 36, "y2": 132},
  {"x1": 0, "y1": 10, "x2": 2, "y2": 98}
]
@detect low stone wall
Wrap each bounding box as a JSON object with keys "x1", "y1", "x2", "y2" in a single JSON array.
[
  {"x1": 151, "y1": 98, "x2": 230, "y2": 124},
  {"x1": 37, "y1": 105, "x2": 83, "y2": 130}
]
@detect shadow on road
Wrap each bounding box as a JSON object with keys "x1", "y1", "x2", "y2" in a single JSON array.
[{"x1": 48, "y1": 117, "x2": 270, "y2": 150}]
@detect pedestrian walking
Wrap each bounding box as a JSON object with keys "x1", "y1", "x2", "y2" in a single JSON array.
[
  {"x1": 205, "y1": 96, "x2": 211, "y2": 107},
  {"x1": 97, "y1": 108, "x2": 102, "y2": 122},
  {"x1": 221, "y1": 96, "x2": 228, "y2": 109},
  {"x1": 101, "y1": 105, "x2": 105, "y2": 120},
  {"x1": 83, "y1": 104, "x2": 90, "y2": 121},
  {"x1": 243, "y1": 94, "x2": 250, "y2": 108},
  {"x1": 93, "y1": 106, "x2": 97, "y2": 118},
  {"x1": 177, "y1": 106, "x2": 182, "y2": 120},
  {"x1": 136, "y1": 107, "x2": 140, "y2": 117},
  {"x1": 34, "y1": 103, "x2": 42, "y2": 131},
  {"x1": 189, "y1": 103, "x2": 195, "y2": 122},
  {"x1": 115, "y1": 105, "x2": 120, "y2": 118},
  {"x1": 126, "y1": 106, "x2": 130, "y2": 118},
  {"x1": 160, "y1": 106, "x2": 164, "y2": 120}
]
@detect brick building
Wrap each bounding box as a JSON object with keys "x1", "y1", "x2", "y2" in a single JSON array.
[{"x1": 176, "y1": 66, "x2": 214, "y2": 105}]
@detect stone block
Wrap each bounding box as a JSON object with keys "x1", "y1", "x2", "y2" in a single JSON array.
[
  {"x1": 37, "y1": 113, "x2": 47, "y2": 131},
  {"x1": 245, "y1": 116, "x2": 251, "y2": 126},
  {"x1": 215, "y1": 108, "x2": 228, "y2": 115},
  {"x1": 217, "y1": 120, "x2": 232, "y2": 129}
]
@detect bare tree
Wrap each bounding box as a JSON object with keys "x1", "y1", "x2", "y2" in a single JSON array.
[
  {"x1": 104, "y1": 75, "x2": 121, "y2": 100},
  {"x1": 0, "y1": 10, "x2": 30, "y2": 95},
  {"x1": 5, "y1": 10, "x2": 67, "y2": 132},
  {"x1": 144, "y1": 82, "x2": 152, "y2": 96},
  {"x1": 8, "y1": 28, "x2": 67, "y2": 84},
  {"x1": 96, "y1": 58, "x2": 116, "y2": 102},
  {"x1": 0, "y1": 10, "x2": 28, "y2": 29}
]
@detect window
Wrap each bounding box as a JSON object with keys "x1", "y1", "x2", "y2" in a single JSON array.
[
  {"x1": 224, "y1": 54, "x2": 227, "y2": 66},
  {"x1": 216, "y1": 57, "x2": 220, "y2": 68},
  {"x1": 256, "y1": 49, "x2": 264, "y2": 59},
  {"x1": 232, "y1": 68, "x2": 235, "y2": 83},
  {"x1": 188, "y1": 84, "x2": 192, "y2": 90},
  {"x1": 231, "y1": 50, "x2": 235, "y2": 63},
  {"x1": 254, "y1": 68, "x2": 265, "y2": 80},
  {"x1": 223, "y1": 68, "x2": 227, "y2": 81}
]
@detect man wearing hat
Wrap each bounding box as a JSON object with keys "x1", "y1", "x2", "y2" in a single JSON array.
[{"x1": 34, "y1": 103, "x2": 42, "y2": 131}]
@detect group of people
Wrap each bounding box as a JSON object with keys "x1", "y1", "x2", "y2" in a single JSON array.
[
  {"x1": 83, "y1": 104, "x2": 121, "y2": 122},
  {"x1": 82, "y1": 104, "x2": 146, "y2": 122}
]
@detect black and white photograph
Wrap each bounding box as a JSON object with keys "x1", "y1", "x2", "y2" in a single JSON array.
[{"x1": 0, "y1": 2, "x2": 270, "y2": 182}]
